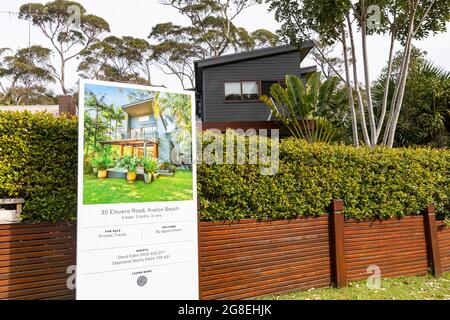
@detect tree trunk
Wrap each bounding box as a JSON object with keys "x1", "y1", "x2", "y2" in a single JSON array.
[
  {"x1": 382, "y1": 56, "x2": 403, "y2": 145},
  {"x1": 376, "y1": 28, "x2": 396, "y2": 143},
  {"x1": 60, "y1": 58, "x2": 67, "y2": 95},
  {"x1": 360, "y1": 5, "x2": 377, "y2": 145},
  {"x1": 341, "y1": 25, "x2": 359, "y2": 147},
  {"x1": 347, "y1": 14, "x2": 371, "y2": 146},
  {"x1": 386, "y1": 4, "x2": 418, "y2": 147},
  {"x1": 386, "y1": 37, "x2": 413, "y2": 147}
]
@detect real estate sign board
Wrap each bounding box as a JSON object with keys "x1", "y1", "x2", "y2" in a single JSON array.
[{"x1": 76, "y1": 79, "x2": 198, "y2": 299}]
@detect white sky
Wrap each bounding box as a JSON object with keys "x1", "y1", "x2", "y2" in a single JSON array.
[{"x1": 1, "y1": 0, "x2": 449, "y2": 95}]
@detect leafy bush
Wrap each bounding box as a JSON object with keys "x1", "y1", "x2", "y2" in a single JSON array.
[
  {"x1": 1, "y1": 112, "x2": 448, "y2": 223},
  {"x1": 143, "y1": 157, "x2": 159, "y2": 181},
  {"x1": 198, "y1": 134, "x2": 450, "y2": 221},
  {"x1": 119, "y1": 155, "x2": 142, "y2": 173},
  {"x1": 159, "y1": 161, "x2": 172, "y2": 170},
  {"x1": 0, "y1": 111, "x2": 77, "y2": 222},
  {"x1": 91, "y1": 152, "x2": 115, "y2": 171}
]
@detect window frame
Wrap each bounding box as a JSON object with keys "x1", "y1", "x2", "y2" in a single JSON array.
[
  {"x1": 223, "y1": 80, "x2": 261, "y2": 103},
  {"x1": 260, "y1": 79, "x2": 286, "y2": 98}
]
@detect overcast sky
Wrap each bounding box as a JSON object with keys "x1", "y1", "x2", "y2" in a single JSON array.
[{"x1": 1, "y1": 0, "x2": 449, "y2": 95}]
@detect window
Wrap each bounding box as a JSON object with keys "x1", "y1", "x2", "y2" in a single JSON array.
[
  {"x1": 261, "y1": 80, "x2": 286, "y2": 98},
  {"x1": 224, "y1": 81, "x2": 259, "y2": 101},
  {"x1": 242, "y1": 81, "x2": 259, "y2": 100},
  {"x1": 261, "y1": 81, "x2": 278, "y2": 97},
  {"x1": 138, "y1": 115, "x2": 149, "y2": 122},
  {"x1": 225, "y1": 82, "x2": 242, "y2": 101}
]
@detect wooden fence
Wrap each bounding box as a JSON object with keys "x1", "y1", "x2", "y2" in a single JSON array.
[
  {"x1": 0, "y1": 202, "x2": 448, "y2": 300},
  {"x1": 198, "y1": 202, "x2": 450, "y2": 300},
  {"x1": 0, "y1": 222, "x2": 76, "y2": 300}
]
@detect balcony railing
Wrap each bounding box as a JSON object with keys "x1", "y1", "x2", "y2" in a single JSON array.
[{"x1": 115, "y1": 128, "x2": 159, "y2": 141}]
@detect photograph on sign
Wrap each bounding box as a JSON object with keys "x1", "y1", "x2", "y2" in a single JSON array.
[{"x1": 76, "y1": 79, "x2": 198, "y2": 300}]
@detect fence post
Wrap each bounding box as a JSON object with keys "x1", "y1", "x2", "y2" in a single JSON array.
[
  {"x1": 424, "y1": 204, "x2": 442, "y2": 276},
  {"x1": 330, "y1": 199, "x2": 347, "y2": 288},
  {"x1": 197, "y1": 198, "x2": 203, "y2": 299}
]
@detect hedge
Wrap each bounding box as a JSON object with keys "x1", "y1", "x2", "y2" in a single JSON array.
[
  {"x1": 1, "y1": 113, "x2": 449, "y2": 223},
  {"x1": 0, "y1": 111, "x2": 78, "y2": 222},
  {"x1": 198, "y1": 133, "x2": 450, "y2": 221}
]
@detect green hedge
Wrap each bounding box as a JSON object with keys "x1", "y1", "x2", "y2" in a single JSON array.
[
  {"x1": 0, "y1": 111, "x2": 78, "y2": 222},
  {"x1": 198, "y1": 135, "x2": 450, "y2": 221},
  {"x1": 1, "y1": 114, "x2": 448, "y2": 223}
]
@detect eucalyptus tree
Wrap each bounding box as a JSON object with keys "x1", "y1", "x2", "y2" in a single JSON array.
[
  {"x1": 19, "y1": 0, "x2": 110, "y2": 94},
  {"x1": 266, "y1": 0, "x2": 450, "y2": 147},
  {"x1": 0, "y1": 46, "x2": 56, "y2": 105},
  {"x1": 78, "y1": 36, "x2": 153, "y2": 85},
  {"x1": 149, "y1": 0, "x2": 279, "y2": 89}
]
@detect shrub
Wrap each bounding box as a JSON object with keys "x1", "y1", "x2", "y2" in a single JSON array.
[
  {"x1": 143, "y1": 157, "x2": 159, "y2": 181},
  {"x1": 119, "y1": 155, "x2": 142, "y2": 173},
  {"x1": 198, "y1": 135, "x2": 450, "y2": 221},
  {"x1": 91, "y1": 151, "x2": 115, "y2": 171},
  {"x1": 0, "y1": 111, "x2": 78, "y2": 222},
  {"x1": 1, "y1": 113, "x2": 448, "y2": 223}
]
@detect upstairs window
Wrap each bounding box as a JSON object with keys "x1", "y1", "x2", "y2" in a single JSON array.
[
  {"x1": 224, "y1": 81, "x2": 259, "y2": 101},
  {"x1": 138, "y1": 115, "x2": 149, "y2": 122},
  {"x1": 261, "y1": 81, "x2": 278, "y2": 97},
  {"x1": 261, "y1": 80, "x2": 286, "y2": 98},
  {"x1": 242, "y1": 81, "x2": 259, "y2": 100},
  {"x1": 224, "y1": 82, "x2": 242, "y2": 101}
]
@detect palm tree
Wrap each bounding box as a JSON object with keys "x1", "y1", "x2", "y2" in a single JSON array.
[
  {"x1": 261, "y1": 73, "x2": 345, "y2": 143},
  {"x1": 112, "y1": 106, "x2": 127, "y2": 139},
  {"x1": 101, "y1": 103, "x2": 115, "y2": 137},
  {"x1": 373, "y1": 55, "x2": 450, "y2": 147},
  {"x1": 85, "y1": 92, "x2": 110, "y2": 153}
]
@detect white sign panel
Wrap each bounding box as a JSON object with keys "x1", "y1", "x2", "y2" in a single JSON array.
[{"x1": 77, "y1": 79, "x2": 198, "y2": 300}]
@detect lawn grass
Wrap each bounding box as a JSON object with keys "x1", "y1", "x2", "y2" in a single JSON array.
[
  {"x1": 260, "y1": 273, "x2": 450, "y2": 300},
  {"x1": 83, "y1": 170, "x2": 193, "y2": 204}
]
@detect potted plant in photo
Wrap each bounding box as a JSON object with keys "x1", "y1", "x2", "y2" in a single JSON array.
[
  {"x1": 158, "y1": 161, "x2": 176, "y2": 176},
  {"x1": 120, "y1": 155, "x2": 141, "y2": 183},
  {"x1": 91, "y1": 152, "x2": 114, "y2": 179},
  {"x1": 142, "y1": 158, "x2": 159, "y2": 184},
  {"x1": 169, "y1": 164, "x2": 177, "y2": 176}
]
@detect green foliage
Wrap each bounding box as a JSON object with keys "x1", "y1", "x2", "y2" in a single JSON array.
[
  {"x1": 2, "y1": 112, "x2": 448, "y2": 224},
  {"x1": 142, "y1": 157, "x2": 159, "y2": 181},
  {"x1": 119, "y1": 155, "x2": 142, "y2": 173},
  {"x1": 0, "y1": 46, "x2": 56, "y2": 105},
  {"x1": 78, "y1": 35, "x2": 152, "y2": 84},
  {"x1": 261, "y1": 73, "x2": 345, "y2": 143},
  {"x1": 373, "y1": 48, "x2": 450, "y2": 147},
  {"x1": 198, "y1": 135, "x2": 450, "y2": 221},
  {"x1": 0, "y1": 111, "x2": 77, "y2": 222},
  {"x1": 84, "y1": 92, "x2": 113, "y2": 155},
  {"x1": 91, "y1": 152, "x2": 115, "y2": 171},
  {"x1": 159, "y1": 161, "x2": 172, "y2": 170},
  {"x1": 150, "y1": 0, "x2": 279, "y2": 88},
  {"x1": 19, "y1": 0, "x2": 110, "y2": 93}
]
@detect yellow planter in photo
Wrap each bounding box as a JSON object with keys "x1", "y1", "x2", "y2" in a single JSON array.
[
  {"x1": 98, "y1": 170, "x2": 107, "y2": 179},
  {"x1": 127, "y1": 172, "x2": 137, "y2": 182}
]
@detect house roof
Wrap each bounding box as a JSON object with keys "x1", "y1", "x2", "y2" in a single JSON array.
[
  {"x1": 299, "y1": 65, "x2": 317, "y2": 77},
  {"x1": 195, "y1": 42, "x2": 314, "y2": 69},
  {"x1": 122, "y1": 99, "x2": 154, "y2": 117},
  {"x1": 122, "y1": 98, "x2": 169, "y2": 131}
]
